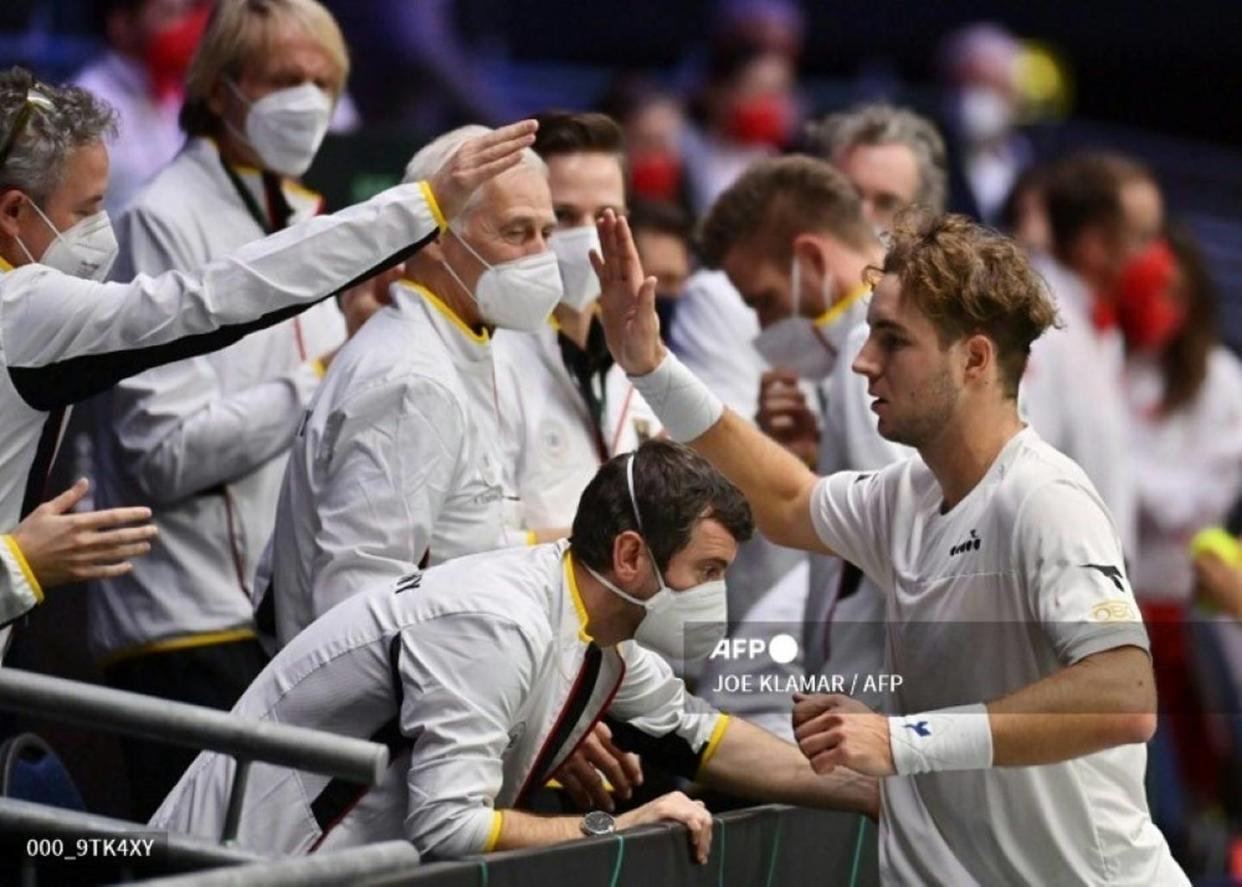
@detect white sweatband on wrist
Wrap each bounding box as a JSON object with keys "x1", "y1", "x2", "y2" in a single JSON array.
[
  {"x1": 889, "y1": 703, "x2": 993, "y2": 775},
  {"x1": 627, "y1": 352, "x2": 724, "y2": 443}
]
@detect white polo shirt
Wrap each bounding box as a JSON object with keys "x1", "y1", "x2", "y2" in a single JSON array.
[{"x1": 809, "y1": 427, "x2": 1186, "y2": 886}]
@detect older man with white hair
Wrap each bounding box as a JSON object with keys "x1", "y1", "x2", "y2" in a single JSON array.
[{"x1": 258, "y1": 125, "x2": 562, "y2": 648}]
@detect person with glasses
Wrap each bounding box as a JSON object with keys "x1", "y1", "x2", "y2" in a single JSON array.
[{"x1": 0, "y1": 64, "x2": 537, "y2": 661}]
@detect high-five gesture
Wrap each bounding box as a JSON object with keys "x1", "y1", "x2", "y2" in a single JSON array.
[
  {"x1": 427, "y1": 120, "x2": 539, "y2": 222},
  {"x1": 590, "y1": 209, "x2": 665, "y2": 376}
]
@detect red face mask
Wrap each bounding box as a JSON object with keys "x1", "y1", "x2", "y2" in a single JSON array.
[
  {"x1": 725, "y1": 94, "x2": 793, "y2": 147},
  {"x1": 1112, "y1": 240, "x2": 1183, "y2": 353},
  {"x1": 144, "y1": 5, "x2": 210, "y2": 101},
  {"x1": 629, "y1": 150, "x2": 683, "y2": 202}
]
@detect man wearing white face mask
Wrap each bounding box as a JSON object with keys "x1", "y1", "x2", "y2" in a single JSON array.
[
  {"x1": 154, "y1": 440, "x2": 877, "y2": 861},
  {"x1": 495, "y1": 112, "x2": 661, "y2": 535},
  {"x1": 0, "y1": 63, "x2": 539, "y2": 666},
  {"x1": 82, "y1": 0, "x2": 360, "y2": 818},
  {"x1": 693, "y1": 156, "x2": 883, "y2": 626},
  {"x1": 259, "y1": 123, "x2": 564, "y2": 649}
]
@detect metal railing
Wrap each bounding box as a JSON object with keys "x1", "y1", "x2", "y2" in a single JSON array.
[{"x1": 0, "y1": 668, "x2": 389, "y2": 842}]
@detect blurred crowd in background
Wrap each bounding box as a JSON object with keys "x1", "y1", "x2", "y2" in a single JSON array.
[{"x1": 2, "y1": 0, "x2": 1241, "y2": 879}]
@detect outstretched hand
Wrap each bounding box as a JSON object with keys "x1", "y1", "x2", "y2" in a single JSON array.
[
  {"x1": 427, "y1": 119, "x2": 539, "y2": 223},
  {"x1": 590, "y1": 209, "x2": 665, "y2": 377},
  {"x1": 10, "y1": 478, "x2": 158, "y2": 587}
]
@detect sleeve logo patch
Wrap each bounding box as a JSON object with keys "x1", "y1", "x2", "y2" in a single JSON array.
[{"x1": 1092, "y1": 600, "x2": 1137, "y2": 622}]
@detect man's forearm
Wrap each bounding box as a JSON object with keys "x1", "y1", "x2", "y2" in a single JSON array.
[
  {"x1": 987, "y1": 645, "x2": 1157, "y2": 766},
  {"x1": 492, "y1": 809, "x2": 582, "y2": 853},
  {"x1": 702, "y1": 717, "x2": 877, "y2": 815},
  {"x1": 690, "y1": 410, "x2": 829, "y2": 554}
]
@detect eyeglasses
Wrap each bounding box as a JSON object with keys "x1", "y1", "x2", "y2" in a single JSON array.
[{"x1": 0, "y1": 88, "x2": 55, "y2": 171}]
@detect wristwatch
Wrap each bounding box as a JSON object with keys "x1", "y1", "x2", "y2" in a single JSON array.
[{"x1": 581, "y1": 810, "x2": 617, "y2": 837}]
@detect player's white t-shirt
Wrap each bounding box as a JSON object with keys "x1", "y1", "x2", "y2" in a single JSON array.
[{"x1": 809, "y1": 427, "x2": 1187, "y2": 886}]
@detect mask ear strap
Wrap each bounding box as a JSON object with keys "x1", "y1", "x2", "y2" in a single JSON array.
[
  {"x1": 624, "y1": 452, "x2": 645, "y2": 534},
  {"x1": 447, "y1": 226, "x2": 492, "y2": 271},
  {"x1": 624, "y1": 451, "x2": 668, "y2": 590},
  {"x1": 17, "y1": 196, "x2": 62, "y2": 263}
]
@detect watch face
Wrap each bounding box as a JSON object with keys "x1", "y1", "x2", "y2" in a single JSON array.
[{"x1": 583, "y1": 810, "x2": 616, "y2": 835}]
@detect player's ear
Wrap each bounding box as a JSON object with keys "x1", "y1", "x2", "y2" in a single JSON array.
[{"x1": 961, "y1": 333, "x2": 994, "y2": 385}]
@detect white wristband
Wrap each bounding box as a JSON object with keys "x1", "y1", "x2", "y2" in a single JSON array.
[
  {"x1": 888, "y1": 703, "x2": 993, "y2": 775},
  {"x1": 627, "y1": 352, "x2": 724, "y2": 443}
]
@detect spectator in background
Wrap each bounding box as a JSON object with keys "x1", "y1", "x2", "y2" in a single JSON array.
[
  {"x1": 599, "y1": 75, "x2": 689, "y2": 208},
  {"x1": 1121, "y1": 228, "x2": 1242, "y2": 801},
  {"x1": 1124, "y1": 228, "x2": 1242, "y2": 610},
  {"x1": 683, "y1": 37, "x2": 800, "y2": 214},
  {"x1": 1024, "y1": 151, "x2": 1166, "y2": 560},
  {"x1": 72, "y1": 0, "x2": 207, "y2": 215},
  {"x1": 805, "y1": 103, "x2": 948, "y2": 235},
  {"x1": 938, "y1": 22, "x2": 1033, "y2": 224},
  {"x1": 628, "y1": 198, "x2": 693, "y2": 338},
  {"x1": 87, "y1": 0, "x2": 361, "y2": 818},
  {"x1": 998, "y1": 163, "x2": 1052, "y2": 256}
]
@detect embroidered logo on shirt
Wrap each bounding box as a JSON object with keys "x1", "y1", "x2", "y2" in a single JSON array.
[
  {"x1": 1092, "y1": 600, "x2": 1138, "y2": 622},
  {"x1": 393, "y1": 572, "x2": 422, "y2": 594},
  {"x1": 1081, "y1": 563, "x2": 1127, "y2": 593},
  {"x1": 903, "y1": 720, "x2": 932, "y2": 737},
  {"x1": 949, "y1": 530, "x2": 982, "y2": 557}
]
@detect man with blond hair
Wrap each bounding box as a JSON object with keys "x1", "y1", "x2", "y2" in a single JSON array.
[
  {"x1": 592, "y1": 209, "x2": 1187, "y2": 885},
  {"x1": 84, "y1": 1, "x2": 370, "y2": 816}
]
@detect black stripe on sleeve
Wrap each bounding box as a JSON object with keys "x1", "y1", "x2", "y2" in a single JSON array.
[{"x1": 8, "y1": 230, "x2": 435, "y2": 411}]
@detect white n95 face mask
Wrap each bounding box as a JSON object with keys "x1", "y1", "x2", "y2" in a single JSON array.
[
  {"x1": 17, "y1": 200, "x2": 118, "y2": 281},
  {"x1": 583, "y1": 453, "x2": 728, "y2": 661},
  {"x1": 228, "y1": 81, "x2": 333, "y2": 177},
  {"x1": 443, "y1": 230, "x2": 564, "y2": 331},
  {"x1": 957, "y1": 86, "x2": 1013, "y2": 145},
  {"x1": 752, "y1": 253, "x2": 845, "y2": 381},
  {"x1": 549, "y1": 225, "x2": 602, "y2": 312}
]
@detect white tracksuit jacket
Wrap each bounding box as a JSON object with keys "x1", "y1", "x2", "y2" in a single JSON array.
[
  {"x1": 493, "y1": 320, "x2": 660, "y2": 530},
  {"x1": 259, "y1": 281, "x2": 525, "y2": 648},
  {"x1": 87, "y1": 138, "x2": 345, "y2": 661},
  {"x1": 0, "y1": 176, "x2": 445, "y2": 656},
  {"x1": 152, "y1": 541, "x2": 728, "y2": 859}
]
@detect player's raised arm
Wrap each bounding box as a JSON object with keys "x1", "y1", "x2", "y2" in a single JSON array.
[{"x1": 591, "y1": 210, "x2": 833, "y2": 556}]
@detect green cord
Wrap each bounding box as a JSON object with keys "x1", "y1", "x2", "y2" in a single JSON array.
[
  {"x1": 847, "y1": 817, "x2": 868, "y2": 887},
  {"x1": 763, "y1": 818, "x2": 784, "y2": 887},
  {"x1": 478, "y1": 859, "x2": 488, "y2": 887},
  {"x1": 609, "y1": 835, "x2": 626, "y2": 887},
  {"x1": 717, "y1": 819, "x2": 726, "y2": 887}
]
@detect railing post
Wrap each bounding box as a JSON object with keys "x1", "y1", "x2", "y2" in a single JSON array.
[{"x1": 222, "y1": 758, "x2": 252, "y2": 844}]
